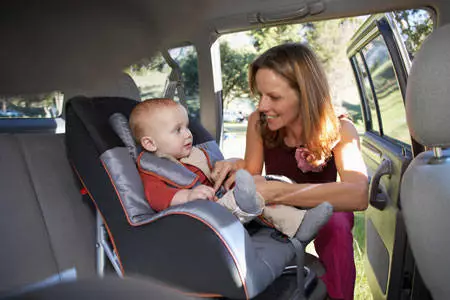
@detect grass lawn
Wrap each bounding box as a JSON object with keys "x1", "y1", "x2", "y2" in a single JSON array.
[{"x1": 353, "y1": 211, "x2": 372, "y2": 299}]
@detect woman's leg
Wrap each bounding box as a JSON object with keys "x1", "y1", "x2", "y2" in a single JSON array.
[{"x1": 314, "y1": 211, "x2": 355, "y2": 300}]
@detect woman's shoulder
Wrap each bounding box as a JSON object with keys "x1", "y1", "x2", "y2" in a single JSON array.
[{"x1": 336, "y1": 117, "x2": 359, "y2": 146}]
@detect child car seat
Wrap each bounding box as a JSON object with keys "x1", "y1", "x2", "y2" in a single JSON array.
[{"x1": 64, "y1": 74, "x2": 326, "y2": 299}]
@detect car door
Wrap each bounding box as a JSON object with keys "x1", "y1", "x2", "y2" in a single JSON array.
[{"x1": 347, "y1": 13, "x2": 431, "y2": 300}]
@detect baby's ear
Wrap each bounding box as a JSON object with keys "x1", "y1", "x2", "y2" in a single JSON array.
[{"x1": 141, "y1": 136, "x2": 157, "y2": 152}]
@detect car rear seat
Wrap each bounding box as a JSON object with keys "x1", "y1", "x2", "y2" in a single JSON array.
[
  {"x1": 0, "y1": 71, "x2": 158, "y2": 296},
  {"x1": 0, "y1": 132, "x2": 96, "y2": 295}
]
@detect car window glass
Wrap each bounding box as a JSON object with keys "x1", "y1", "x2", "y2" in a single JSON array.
[
  {"x1": 362, "y1": 35, "x2": 410, "y2": 145},
  {"x1": 169, "y1": 45, "x2": 200, "y2": 119},
  {"x1": 126, "y1": 53, "x2": 171, "y2": 99},
  {"x1": 0, "y1": 91, "x2": 64, "y2": 118},
  {"x1": 125, "y1": 46, "x2": 200, "y2": 119},
  {"x1": 354, "y1": 53, "x2": 381, "y2": 135}
]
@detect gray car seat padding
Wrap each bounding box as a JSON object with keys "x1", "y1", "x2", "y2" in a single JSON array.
[
  {"x1": 107, "y1": 112, "x2": 225, "y2": 223},
  {"x1": 109, "y1": 112, "x2": 141, "y2": 161},
  {"x1": 402, "y1": 23, "x2": 450, "y2": 299}
]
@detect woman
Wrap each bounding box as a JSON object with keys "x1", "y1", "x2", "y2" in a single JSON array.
[{"x1": 214, "y1": 43, "x2": 368, "y2": 300}]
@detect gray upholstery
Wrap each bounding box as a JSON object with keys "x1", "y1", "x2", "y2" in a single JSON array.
[
  {"x1": 109, "y1": 113, "x2": 141, "y2": 161},
  {"x1": 196, "y1": 140, "x2": 225, "y2": 164},
  {"x1": 138, "y1": 151, "x2": 199, "y2": 187},
  {"x1": 137, "y1": 140, "x2": 224, "y2": 188},
  {"x1": 401, "y1": 150, "x2": 450, "y2": 299},
  {"x1": 401, "y1": 24, "x2": 450, "y2": 300},
  {"x1": 130, "y1": 200, "x2": 295, "y2": 297},
  {"x1": 405, "y1": 23, "x2": 450, "y2": 147},
  {"x1": 64, "y1": 72, "x2": 141, "y2": 103},
  {"x1": 7, "y1": 276, "x2": 198, "y2": 300},
  {"x1": 99, "y1": 144, "x2": 297, "y2": 296},
  {"x1": 100, "y1": 147, "x2": 155, "y2": 225},
  {"x1": 0, "y1": 134, "x2": 95, "y2": 293}
]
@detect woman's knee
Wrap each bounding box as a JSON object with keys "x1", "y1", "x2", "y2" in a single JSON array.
[{"x1": 318, "y1": 212, "x2": 354, "y2": 238}]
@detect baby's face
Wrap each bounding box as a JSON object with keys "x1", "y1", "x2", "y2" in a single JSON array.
[{"x1": 144, "y1": 104, "x2": 193, "y2": 159}]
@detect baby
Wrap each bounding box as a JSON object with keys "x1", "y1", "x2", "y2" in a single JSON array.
[{"x1": 129, "y1": 98, "x2": 332, "y2": 241}]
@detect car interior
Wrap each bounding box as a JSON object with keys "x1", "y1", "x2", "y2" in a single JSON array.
[{"x1": 0, "y1": 0, "x2": 449, "y2": 299}]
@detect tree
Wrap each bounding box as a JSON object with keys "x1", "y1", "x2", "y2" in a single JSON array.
[
  {"x1": 250, "y1": 24, "x2": 303, "y2": 52},
  {"x1": 178, "y1": 51, "x2": 199, "y2": 99},
  {"x1": 393, "y1": 10, "x2": 433, "y2": 59},
  {"x1": 219, "y1": 42, "x2": 256, "y2": 108},
  {"x1": 127, "y1": 55, "x2": 166, "y2": 75}
]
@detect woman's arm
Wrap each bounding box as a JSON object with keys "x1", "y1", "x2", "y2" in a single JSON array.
[
  {"x1": 243, "y1": 111, "x2": 265, "y2": 174},
  {"x1": 256, "y1": 119, "x2": 369, "y2": 211},
  {"x1": 212, "y1": 111, "x2": 264, "y2": 190}
]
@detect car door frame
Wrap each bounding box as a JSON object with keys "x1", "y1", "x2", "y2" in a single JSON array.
[{"x1": 347, "y1": 13, "x2": 430, "y2": 300}]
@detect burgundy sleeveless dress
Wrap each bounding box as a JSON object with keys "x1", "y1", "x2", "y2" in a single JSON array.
[{"x1": 265, "y1": 145, "x2": 355, "y2": 300}]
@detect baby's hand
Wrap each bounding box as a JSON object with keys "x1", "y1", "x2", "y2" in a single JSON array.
[{"x1": 188, "y1": 185, "x2": 216, "y2": 201}]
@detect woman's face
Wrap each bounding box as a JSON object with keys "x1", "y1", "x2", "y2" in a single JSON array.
[{"x1": 255, "y1": 68, "x2": 300, "y2": 131}]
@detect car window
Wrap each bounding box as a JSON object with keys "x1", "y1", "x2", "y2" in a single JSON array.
[
  {"x1": 362, "y1": 35, "x2": 410, "y2": 145},
  {"x1": 0, "y1": 91, "x2": 64, "y2": 119},
  {"x1": 169, "y1": 45, "x2": 200, "y2": 119},
  {"x1": 126, "y1": 53, "x2": 172, "y2": 99},
  {"x1": 125, "y1": 46, "x2": 200, "y2": 119},
  {"x1": 354, "y1": 53, "x2": 381, "y2": 135}
]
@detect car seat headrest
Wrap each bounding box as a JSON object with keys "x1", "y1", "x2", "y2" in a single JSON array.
[
  {"x1": 406, "y1": 23, "x2": 450, "y2": 147},
  {"x1": 65, "y1": 72, "x2": 141, "y2": 102},
  {"x1": 109, "y1": 113, "x2": 141, "y2": 161}
]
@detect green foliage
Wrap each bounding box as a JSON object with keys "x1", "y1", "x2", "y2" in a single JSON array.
[
  {"x1": 250, "y1": 24, "x2": 303, "y2": 52},
  {"x1": 127, "y1": 55, "x2": 167, "y2": 75},
  {"x1": 220, "y1": 42, "x2": 256, "y2": 107},
  {"x1": 393, "y1": 10, "x2": 433, "y2": 59},
  {"x1": 178, "y1": 51, "x2": 199, "y2": 98},
  {"x1": 304, "y1": 18, "x2": 365, "y2": 70}
]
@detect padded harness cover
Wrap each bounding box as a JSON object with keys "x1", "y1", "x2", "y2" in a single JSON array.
[{"x1": 137, "y1": 141, "x2": 224, "y2": 189}]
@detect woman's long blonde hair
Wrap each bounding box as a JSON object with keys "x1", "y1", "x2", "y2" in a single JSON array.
[{"x1": 249, "y1": 43, "x2": 340, "y2": 167}]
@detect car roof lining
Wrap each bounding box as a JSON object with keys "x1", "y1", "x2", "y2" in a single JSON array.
[{"x1": 0, "y1": 0, "x2": 446, "y2": 95}]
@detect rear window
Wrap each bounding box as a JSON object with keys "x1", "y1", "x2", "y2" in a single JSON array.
[{"x1": 0, "y1": 91, "x2": 64, "y2": 118}]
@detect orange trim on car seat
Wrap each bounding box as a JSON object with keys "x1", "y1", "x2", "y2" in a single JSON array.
[
  {"x1": 92, "y1": 160, "x2": 248, "y2": 299},
  {"x1": 182, "y1": 292, "x2": 223, "y2": 298},
  {"x1": 71, "y1": 163, "x2": 126, "y2": 276},
  {"x1": 198, "y1": 147, "x2": 213, "y2": 171},
  {"x1": 101, "y1": 160, "x2": 136, "y2": 226},
  {"x1": 135, "y1": 211, "x2": 250, "y2": 299},
  {"x1": 258, "y1": 215, "x2": 276, "y2": 228},
  {"x1": 136, "y1": 151, "x2": 199, "y2": 189}
]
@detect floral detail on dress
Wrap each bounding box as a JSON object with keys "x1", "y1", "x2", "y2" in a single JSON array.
[{"x1": 295, "y1": 146, "x2": 326, "y2": 173}]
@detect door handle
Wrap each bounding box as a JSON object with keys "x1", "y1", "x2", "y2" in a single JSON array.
[{"x1": 369, "y1": 157, "x2": 393, "y2": 210}]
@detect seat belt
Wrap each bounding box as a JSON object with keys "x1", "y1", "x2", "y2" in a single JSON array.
[{"x1": 162, "y1": 50, "x2": 188, "y2": 109}]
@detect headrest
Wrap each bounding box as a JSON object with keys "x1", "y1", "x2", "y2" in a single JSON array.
[
  {"x1": 109, "y1": 113, "x2": 141, "y2": 161},
  {"x1": 406, "y1": 24, "x2": 450, "y2": 147},
  {"x1": 65, "y1": 72, "x2": 141, "y2": 102}
]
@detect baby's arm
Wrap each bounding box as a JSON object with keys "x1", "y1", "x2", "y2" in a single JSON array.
[
  {"x1": 171, "y1": 185, "x2": 216, "y2": 206},
  {"x1": 141, "y1": 171, "x2": 216, "y2": 210}
]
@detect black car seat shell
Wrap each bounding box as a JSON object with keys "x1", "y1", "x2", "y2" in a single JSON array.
[{"x1": 65, "y1": 95, "x2": 300, "y2": 299}]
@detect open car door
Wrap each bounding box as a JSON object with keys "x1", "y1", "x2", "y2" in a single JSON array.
[{"x1": 347, "y1": 13, "x2": 431, "y2": 300}]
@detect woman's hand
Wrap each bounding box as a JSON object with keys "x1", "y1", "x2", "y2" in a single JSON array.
[
  {"x1": 254, "y1": 176, "x2": 286, "y2": 204},
  {"x1": 211, "y1": 158, "x2": 243, "y2": 191}
]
